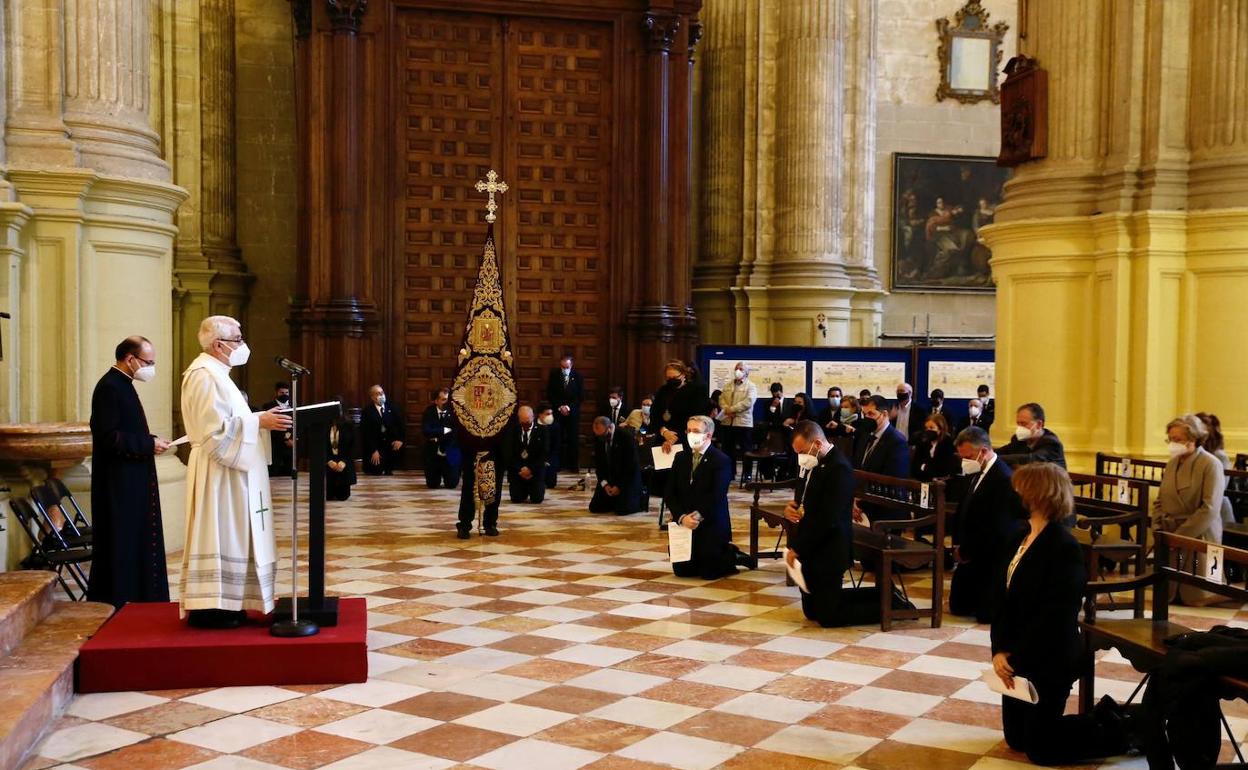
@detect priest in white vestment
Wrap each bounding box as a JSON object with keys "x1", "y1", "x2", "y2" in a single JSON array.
[{"x1": 179, "y1": 315, "x2": 292, "y2": 628}]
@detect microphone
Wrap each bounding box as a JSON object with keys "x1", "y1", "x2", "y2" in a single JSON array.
[{"x1": 274, "y1": 356, "x2": 311, "y2": 376}]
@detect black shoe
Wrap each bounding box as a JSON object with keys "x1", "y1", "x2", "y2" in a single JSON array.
[
  {"x1": 736, "y1": 552, "x2": 758, "y2": 570},
  {"x1": 456, "y1": 528, "x2": 470, "y2": 540},
  {"x1": 1093, "y1": 695, "x2": 1130, "y2": 753},
  {"x1": 890, "y1": 588, "x2": 916, "y2": 610},
  {"x1": 187, "y1": 609, "x2": 243, "y2": 629},
  {"x1": 484, "y1": 526, "x2": 500, "y2": 537}
]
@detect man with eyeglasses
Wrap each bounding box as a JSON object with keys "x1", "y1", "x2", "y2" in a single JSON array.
[
  {"x1": 179, "y1": 316, "x2": 292, "y2": 628},
  {"x1": 87, "y1": 335, "x2": 174, "y2": 609}
]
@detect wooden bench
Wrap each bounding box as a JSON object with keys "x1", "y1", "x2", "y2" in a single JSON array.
[
  {"x1": 1070, "y1": 472, "x2": 1152, "y2": 617},
  {"x1": 747, "y1": 471, "x2": 946, "y2": 631},
  {"x1": 1080, "y1": 532, "x2": 1248, "y2": 721}
]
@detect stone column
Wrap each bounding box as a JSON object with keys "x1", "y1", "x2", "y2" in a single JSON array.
[
  {"x1": 692, "y1": 0, "x2": 747, "y2": 343},
  {"x1": 983, "y1": 0, "x2": 1248, "y2": 464},
  {"x1": 61, "y1": 0, "x2": 169, "y2": 180},
  {"x1": 1187, "y1": 0, "x2": 1248, "y2": 210},
  {"x1": 4, "y1": 0, "x2": 77, "y2": 166}
]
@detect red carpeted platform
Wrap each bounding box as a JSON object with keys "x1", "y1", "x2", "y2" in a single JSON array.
[{"x1": 75, "y1": 598, "x2": 368, "y2": 693}]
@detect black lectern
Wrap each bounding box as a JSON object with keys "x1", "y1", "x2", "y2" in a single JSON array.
[{"x1": 273, "y1": 400, "x2": 343, "y2": 627}]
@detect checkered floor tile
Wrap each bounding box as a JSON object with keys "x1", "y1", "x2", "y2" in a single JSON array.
[{"x1": 24, "y1": 472, "x2": 1248, "y2": 770}]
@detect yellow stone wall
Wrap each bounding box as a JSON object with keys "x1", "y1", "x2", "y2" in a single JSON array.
[{"x1": 981, "y1": 0, "x2": 1248, "y2": 469}]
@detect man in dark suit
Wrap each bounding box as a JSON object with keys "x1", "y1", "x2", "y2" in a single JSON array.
[
  {"x1": 537, "y1": 401, "x2": 562, "y2": 489},
  {"x1": 927, "y1": 388, "x2": 947, "y2": 419},
  {"x1": 504, "y1": 405, "x2": 548, "y2": 504},
  {"x1": 361, "y1": 384, "x2": 406, "y2": 476},
  {"x1": 958, "y1": 397, "x2": 994, "y2": 434},
  {"x1": 783, "y1": 421, "x2": 881, "y2": 627},
  {"x1": 261, "y1": 382, "x2": 293, "y2": 477},
  {"x1": 978, "y1": 384, "x2": 995, "y2": 428},
  {"x1": 546, "y1": 354, "x2": 584, "y2": 472},
  {"x1": 948, "y1": 427, "x2": 1024, "y2": 622},
  {"x1": 87, "y1": 336, "x2": 172, "y2": 609},
  {"x1": 997, "y1": 402, "x2": 1067, "y2": 468},
  {"x1": 589, "y1": 416, "x2": 643, "y2": 514},
  {"x1": 892, "y1": 382, "x2": 928, "y2": 445},
  {"x1": 420, "y1": 388, "x2": 461, "y2": 488},
  {"x1": 667, "y1": 416, "x2": 753, "y2": 579},
  {"x1": 599, "y1": 385, "x2": 629, "y2": 427},
  {"x1": 853, "y1": 395, "x2": 912, "y2": 525}
]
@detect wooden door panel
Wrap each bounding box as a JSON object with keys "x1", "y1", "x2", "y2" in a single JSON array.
[
  {"x1": 398, "y1": 9, "x2": 501, "y2": 427},
  {"x1": 507, "y1": 18, "x2": 613, "y2": 417}
]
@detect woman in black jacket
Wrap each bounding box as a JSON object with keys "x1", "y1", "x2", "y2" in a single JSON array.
[
  {"x1": 653, "y1": 360, "x2": 706, "y2": 450},
  {"x1": 991, "y1": 463, "x2": 1127, "y2": 766},
  {"x1": 326, "y1": 414, "x2": 358, "y2": 501},
  {"x1": 913, "y1": 413, "x2": 959, "y2": 481}
]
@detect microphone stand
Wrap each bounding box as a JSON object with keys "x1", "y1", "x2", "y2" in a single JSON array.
[{"x1": 271, "y1": 369, "x2": 318, "y2": 638}]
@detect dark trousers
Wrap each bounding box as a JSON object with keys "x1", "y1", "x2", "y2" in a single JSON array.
[
  {"x1": 801, "y1": 577, "x2": 884, "y2": 628},
  {"x1": 948, "y1": 561, "x2": 994, "y2": 623},
  {"x1": 1002, "y1": 674, "x2": 1123, "y2": 766},
  {"x1": 509, "y1": 471, "x2": 546, "y2": 504},
  {"x1": 458, "y1": 459, "x2": 502, "y2": 531},
  {"x1": 544, "y1": 460, "x2": 560, "y2": 489},
  {"x1": 327, "y1": 470, "x2": 353, "y2": 501},
  {"x1": 557, "y1": 413, "x2": 579, "y2": 471},
  {"x1": 589, "y1": 482, "x2": 642, "y2": 514},
  {"x1": 364, "y1": 444, "x2": 401, "y2": 475},
  {"x1": 672, "y1": 531, "x2": 738, "y2": 580},
  {"x1": 720, "y1": 426, "x2": 753, "y2": 479},
  {"x1": 424, "y1": 453, "x2": 461, "y2": 489}
]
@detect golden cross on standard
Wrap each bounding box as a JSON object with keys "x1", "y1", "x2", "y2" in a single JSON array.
[{"x1": 475, "y1": 170, "x2": 508, "y2": 224}]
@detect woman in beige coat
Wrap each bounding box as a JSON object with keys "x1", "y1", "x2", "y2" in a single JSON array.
[{"x1": 1152, "y1": 414, "x2": 1226, "y2": 604}]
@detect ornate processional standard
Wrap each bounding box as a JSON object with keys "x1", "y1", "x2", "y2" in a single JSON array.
[{"x1": 450, "y1": 171, "x2": 519, "y2": 527}]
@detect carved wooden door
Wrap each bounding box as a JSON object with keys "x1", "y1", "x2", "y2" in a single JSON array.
[{"x1": 395, "y1": 9, "x2": 614, "y2": 462}]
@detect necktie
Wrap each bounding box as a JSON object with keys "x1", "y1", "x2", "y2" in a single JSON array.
[
  {"x1": 523, "y1": 430, "x2": 529, "y2": 446},
  {"x1": 863, "y1": 434, "x2": 879, "y2": 463},
  {"x1": 691, "y1": 452, "x2": 702, "y2": 474}
]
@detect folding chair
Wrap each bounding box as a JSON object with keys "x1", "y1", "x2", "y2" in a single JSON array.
[
  {"x1": 741, "y1": 427, "x2": 789, "y2": 487},
  {"x1": 31, "y1": 482, "x2": 92, "y2": 546},
  {"x1": 9, "y1": 498, "x2": 93, "y2": 600}
]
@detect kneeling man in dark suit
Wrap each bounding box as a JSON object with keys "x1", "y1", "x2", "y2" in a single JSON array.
[
  {"x1": 505, "y1": 406, "x2": 548, "y2": 504},
  {"x1": 589, "y1": 416, "x2": 643, "y2": 514},
  {"x1": 785, "y1": 420, "x2": 883, "y2": 627},
  {"x1": 667, "y1": 416, "x2": 756, "y2": 579}
]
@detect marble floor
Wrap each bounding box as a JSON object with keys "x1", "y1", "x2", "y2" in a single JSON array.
[{"x1": 22, "y1": 472, "x2": 1248, "y2": 770}]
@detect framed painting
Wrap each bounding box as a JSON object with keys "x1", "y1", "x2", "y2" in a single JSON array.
[{"x1": 890, "y1": 153, "x2": 1011, "y2": 293}]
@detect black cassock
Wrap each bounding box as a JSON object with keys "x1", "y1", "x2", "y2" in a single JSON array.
[{"x1": 88, "y1": 367, "x2": 169, "y2": 608}]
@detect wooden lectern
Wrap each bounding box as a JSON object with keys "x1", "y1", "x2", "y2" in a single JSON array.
[{"x1": 273, "y1": 400, "x2": 343, "y2": 627}]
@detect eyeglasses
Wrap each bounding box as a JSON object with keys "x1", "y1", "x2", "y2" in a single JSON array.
[
  {"x1": 217, "y1": 337, "x2": 245, "y2": 345},
  {"x1": 133, "y1": 355, "x2": 155, "y2": 367}
]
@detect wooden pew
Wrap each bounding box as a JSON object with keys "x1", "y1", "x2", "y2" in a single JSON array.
[
  {"x1": 852, "y1": 471, "x2": 946, "y2": 631},
  {"x1": 1069, "y1": 472, "x2": 1152, "y2": 617},
  {"x1": 747, "y1": 471, "x2": 947, "y2": 631},
  {"x1": 1079, "y1": 532, "x2": 1248, "y2": 718}
]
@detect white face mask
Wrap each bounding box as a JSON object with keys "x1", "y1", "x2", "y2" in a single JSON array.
[
  {"x1": 797, "y1": 451, "x2": 819, "y2": 471},
  {"x1": 961, "y1": 457, "x2": 982, "y2": 476},
  {"x1": 641, "y1": 405, "x2": 651, "y2": 416},
  {"x1": 1168, "y1": 441, "x2": 1190, "y2": 458},
  {"x1": 687, "y1": 432, "x2": 707, "y2": 449},
  {"x1": 376, "y1": 395, "x2": 386, "y2": 407},
  {"x1": 227, "y1": 341, "x2": 250, "y2": 367},
  {"x1": 562, "y1": 366, "x2": 572, "y2": 375},
  {"x1": 734, "y1": 369, "x2": 744, "y2": 380},
  {"x1": 609, "y1": 397, "x2": 620, "y2": 408},
  {"x1": 134, "y1": 364, "x2": 156, "y2": 382},
  {"x1": 968, "y1": 406, "x2": 981, "y2": 417},
  {"x1": 540, "y1": 414, "x2": 554, "y2": 426},
  {"x1": 1014, "y1": 424, "x2": 1034, "y2": 442}
]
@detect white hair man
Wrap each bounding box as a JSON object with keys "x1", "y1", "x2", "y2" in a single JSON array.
[{"x1": 179, "y1": 315, "x2": 291, "y2": 628}]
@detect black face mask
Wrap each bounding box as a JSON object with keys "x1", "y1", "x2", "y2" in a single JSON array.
[
  {"x1": 896, "y1": 392, "x2": 910, "y2": 403},
  {"x1": 277, "y1": 395, "x2": 290, "y2": 405},
  {"x1": 667, "y1": 377, "x2": 682, "y2": 387},
  {"x1": 923, "y1": 429, "x2": 938, "y2": 442}
]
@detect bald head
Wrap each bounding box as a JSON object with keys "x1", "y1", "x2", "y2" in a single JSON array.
[{"x1": 518, "y1": 405, "x2": 534, "y2": 428}]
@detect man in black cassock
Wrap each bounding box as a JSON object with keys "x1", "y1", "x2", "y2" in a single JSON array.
[
  {"x1": 261, "y1": 381, "x2": 293, "y2": 477},
  {"x1": 361, "y1": 383, "x2": 406, "y2": 475},
  {"x1": 87, "y1": 336, "x2": 172, "y2": 609},
  {"x1": 545, "y1": 354, "x2": 583, "y2": 472}
]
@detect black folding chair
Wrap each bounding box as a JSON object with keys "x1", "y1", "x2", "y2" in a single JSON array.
[
  {"x1": 31, "y1": 481, "x2": 92, "y2": 545},
  {"x1": 742, "y1": 427, "x2": 789, "y2": 487},
  {"x1": 10, "y1": 497, "x2": 93, "y2": 600}
]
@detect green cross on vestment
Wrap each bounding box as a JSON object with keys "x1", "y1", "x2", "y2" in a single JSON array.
[{"x1": 254, "y1": 492, "x2": 269, "y2": 531}]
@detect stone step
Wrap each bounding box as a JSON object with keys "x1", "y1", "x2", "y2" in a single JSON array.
[
  {"x1": 0, "y1": 572, "x2": 58, "y2": 661},
  {"x1": 0, "y1": 600, "x2": 112, "y2": 770}
]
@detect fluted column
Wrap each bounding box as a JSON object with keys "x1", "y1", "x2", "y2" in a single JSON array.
[
  {"x1": 1187, "y1": 0, "x2": 1248, "y2": 210},
  {"x1": 770, "y1": 0, "x2": 846, "y2": 287},
  {"x1": 993, "y1": 0, "x2": 1109, "y2": 221},
  {"x1": 61, "y1": 0, "x2": 168, "y2": 180},
  {"x1": 4, "y1": 0, "x2": 77, "y2": 166},
  {"x1": 692, "y1": 0, "x2": 747, "y2": 343}
]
